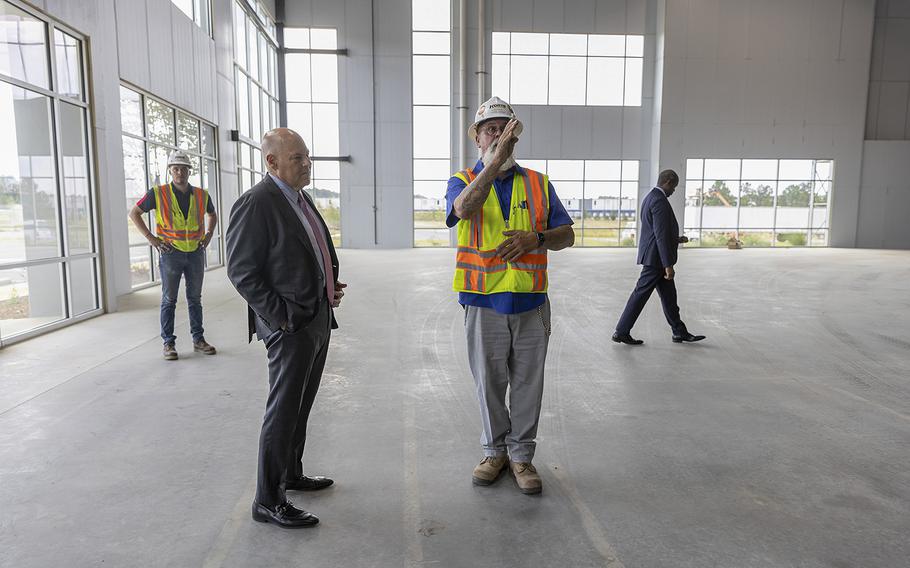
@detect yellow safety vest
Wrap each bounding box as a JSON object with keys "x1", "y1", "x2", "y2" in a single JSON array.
[
  {"x1": 452, "y1": 167, "x2": 549, "y2": 294},
  {"x1": 153, "y1": 184, "x2": 209, "y2": 253}
]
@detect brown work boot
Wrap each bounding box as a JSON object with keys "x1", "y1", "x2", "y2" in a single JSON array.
[
  {"x1": 193, "y1": 339, "x2": 217, "y2": 355},
  {"x1": 510, "y1": 461, "x2": 542, "y2": 495},
  {"x1": 163, "y1": 343, "x2": 178, "y2": 361},
  {"x1": 471, "y1": 456, "x2": 509, "y2": 486}
]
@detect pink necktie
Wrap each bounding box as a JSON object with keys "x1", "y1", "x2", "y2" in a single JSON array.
[{"x1": 297, "y1": 192, "x2": 335, "y2": 304}]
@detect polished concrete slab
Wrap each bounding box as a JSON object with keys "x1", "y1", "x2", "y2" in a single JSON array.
[{"x1": 1, "y1": 248, "x2": 909, "y2": 567}]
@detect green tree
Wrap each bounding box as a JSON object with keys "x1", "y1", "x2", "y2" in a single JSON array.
[
  {"x1": 703, "y1": 180, "x2": 737, "y2": 206},
  {"x1": 778, "y1": 183, "x2": 811, "y2": 207},
  {"x1": 740, "y1": 182, "x2": 774, "y2": 206}
]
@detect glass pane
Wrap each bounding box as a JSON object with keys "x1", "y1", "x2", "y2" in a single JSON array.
[
  {"x1": 310, "y1": 28, "x2": 337, "y2": 49},
  {"x1": 491, "y1": 32, "x2": 509, "y2": 54},
  {"x1": 510, "y1": 32, "x2": 548, "y2": 55},
  {"x1": 311, "y1": 179, "x2": 340, "y2": 244},
  {"x1": 412, "y1": 0, "x2": 450, "y2": 31},
  {"x1": 550, "y1": 34, "x2": 587, "y2": 56},
  {"x1": 129, "y1": 245, "x2": 152, "y2": 286},
  {"x1": 284, "y1": 27, "x2": 309, "y2": 49},
  {"x1": 312, "y1": 103, "x2": 339, "y2": 156},
  {"x1": 413, "y1": 105, "x2": 450, "y2": 159},
  {"x1": 233, "y1": 2, "x2": 247, "y2": 67},
  {"x1": 704, "y1": 159, "x2": 740, "y2": 180},
  {"x1": 778, "y1": 159, "x2": 813, "y2": 180},
  {"x1": 684, "y1": 182, "x2": 703, "y2": 228},
  {"x1": 414, "y1": 227, "x2": 450, "y2": 247},
  {"x1": 739, "y1": 181, "x2": 775, "y2": 229},
  {"x1": 775, "y1": 230, "x2": 808, "y2": 247},
  {"x1": 777, "y1": 181, "x2": 811, "y2": 207},
  {"x1": 413, "y1": 159, "x2": 451, "y2": 180},
  {"x1": 316, "y1": 160, "x2": 340, "y2": 179},
  {"x1": 259, "y1": 33, "x2": 268, "y2": 84},
  {"x1": 686, "y1": 158, "x2": 704, "y2": 180},
  {"x1": 413, "y1": 31, "x2": 450, "y2": 54},
  {"x1": 68, "y1": 257, "x2": 96, "y2": 315},
  {"x1": 0, "y1": 263, "x2": 64, "y2": 337},
  {"x1": 120, "y1": 86, "x2": 143, "y2": 136},
  {"x1": 310, "y1": 54, "x2": 338, "y2": 102},
  {"x1": 588, "y1": 34, "x2": 625, "y2": 56},
  {"x1": 177, "y1": 112, "x2": 200, "y2": 151},
  {"x1": 286, "y1": 103, "x2": 313, "y2": 143},
  {"x1": 0, "y1": 85, "x2": 59, "y2": 263},
  {"x1": 815, "y1": 160, "x2": 833, "y2": 182},
  {"x1": 509, "y1": 56, "x2": 548, "y2": 105},
  {"x1": 122, "y1": 136, "x2": 148, "y2": 246},
  {"x1": 585, "y1": 160, "x2": 621, "y2": 180},
  {"x1": 624, "y1": 57, "x2": 643, "y2": 106},
  {"x1": 247, "y1": 19, "x2": 258, "y2": 79},
  {"x1": 205, "y1": 239, "x2": 221, "y2": 267},
  {"x1": 54, "y1": 29, "x2": 83, "y2": 100},
  {"x1": 776, "y1": 182, "x2": 811, "y2": 229},
  {"x1": 0, "y1": 2, "x2": 49, "y2": 88},
  {"x1": 739, "y1": 231, "x2": 773, "y2": 247},
  {"x1": 413, "y1": 180, "x2": 447, "y2": 228},
  {"x1": 239, "y1": 142, "x2": 251, "y2": 168},
  {"x1": 622, "y1": 160, "x2": 638, "y2": 180},
  {"x1": 811, "y1": 206, "x2": 829, "y2": 229},
  {"x1": 188, "y1": 155, "x2": 202, "y2": 187},
  {"x1": 521, "y1": 159, "x2": 547, "y2": 173},
  {"x1": 250, "y1": 84, "x2": 261, "y2": 140},
  {"x1": 626, "y1": 35, "x2": 644, "y2": 57},
  {"x1": 555, "y1": 180, "x2": 583, "y2": 222},
  {"x1": 547, "y1": 160, "x2": 584, "y2": 180},
  {"x1": 202, "y1": 123, "x2": 215, "y2": 157},
  {"x1": 236, "y1": 70, "x2": 250, "y2": 136},
  {"x1": 285, "y1": 54, "x2": 312, "y2": 101},
  {"x1": 548, "y1": 56, "x2": 586, "y2": 105},
  {"x1": 813, "y1": 180, "x2": 831, "y2": 206},
  {"x1": 491, "y1": 55, "x2": 510, "y2": 101},
  {"x1": 145, "y1": 98, "x2": 175, "y2": 144},
  {"x1": 741, "y1": 159, "x2": 777, "y2": 179},
  {"x1": 413, "y1": 55, "x2": 450, "y2": 105},
  {"x1": 810, "y1": 229, "x2": 828, "y2": 246},
  {"x1": 147, "y1": 144, "x2": 170, "y2": 186},
  {"x1": 702, "y1": 181, "x2": 738, "y2": 228},
  {"x1": 203, "y1": 159, "x2": 217, "y2": 195},
  {"x1": 60, "y1": 103, "x2": 92, "y2": 255},
  {"x1": 587, "y1": 57, "x2": 624, "y2": 105}
]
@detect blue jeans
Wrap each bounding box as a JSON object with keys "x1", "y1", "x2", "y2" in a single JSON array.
[{"x1": 159, "y1": 248, "x2": 205, "y2": 345}]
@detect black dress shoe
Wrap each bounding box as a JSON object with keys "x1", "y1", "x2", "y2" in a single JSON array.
[
  {"x1": 251, "y1": 501, "x2": 319, "y2": 528},
  {"x1": 286, "y1": 475, "x2": 334, "y2": 491},
  {"x1": 672, "y1": 333, "x2": 706, "y2": 343},
  {"x1": 612, "y1": 332, "x2": 644, "y2": 345}
]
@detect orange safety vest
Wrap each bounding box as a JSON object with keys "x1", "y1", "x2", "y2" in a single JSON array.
[
  {"x1": 153, "y1": 184, "x2": 209, "y2": 252},
  {"x1": 452, "y1": 167, "x2": 549, "y2": 294}
]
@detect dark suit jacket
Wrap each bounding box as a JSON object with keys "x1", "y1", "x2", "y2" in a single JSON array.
[
  {"x1": 225, "y1": 175, "x2": 339, "y2": 342},
  {"x1": 637, "y1": 187, "x2": 679, "y2": 268}
]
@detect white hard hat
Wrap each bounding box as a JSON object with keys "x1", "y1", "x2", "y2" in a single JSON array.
[
  {"x1": 468, "y1": 96, "x2": 523, "y2": 139},
  {"x1": 167, "y1": 149, "x2": 193, "y2": 168}
]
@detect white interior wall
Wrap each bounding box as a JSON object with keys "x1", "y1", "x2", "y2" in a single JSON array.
[
  {"x1": 654, "y1": 0, "x2": 875, "y2": 247},
  {"x1": 857, "y1": 140, "x2": 910, "y2": 248}
]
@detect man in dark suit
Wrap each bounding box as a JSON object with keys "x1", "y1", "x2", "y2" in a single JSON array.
[
  {"x1": 226, "y1": 128, "x2": 347, "y2": 529},
  {"x1": 613, "y1": 169, "x2": 705, "y2": 345}
]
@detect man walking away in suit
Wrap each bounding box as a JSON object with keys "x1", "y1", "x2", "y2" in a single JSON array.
[
  {"x1": 613, "y1": 169, "x2": 705, "y2": 346},
  {"x1": 226, "y1": 128, "x2": 347, "y2": 529}
]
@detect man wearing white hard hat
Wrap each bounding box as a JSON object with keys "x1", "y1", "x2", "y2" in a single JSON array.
[
  {"x1": 129, "y1": 149, "x2": 218, "y2": 360},
  {"x1": 446, "y1": 96, "x2": 575, "y2": 495}
]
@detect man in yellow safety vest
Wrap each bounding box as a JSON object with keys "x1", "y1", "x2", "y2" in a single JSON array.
[
  {"x1": 446, "y1": 96, "x2": 575, "y2": 495},
  {"x1": 129, "y1": 149, "x2": 218, "y2": 360}
]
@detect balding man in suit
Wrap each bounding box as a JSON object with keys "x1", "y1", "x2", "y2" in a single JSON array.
[
  {"x1": 226, "y1": 128, "x2": 346, "y2": 528},
  {"x1": 613, "y1": 169, "x2": 705, "y2": 345}
]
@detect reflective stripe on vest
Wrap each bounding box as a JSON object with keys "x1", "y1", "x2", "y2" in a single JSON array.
[
  {"x1": 452, "y1": 167, "x2": 549, "y2": 294},
  {"x1": 153, "y1": 184, "x2": 208, "y2": 253}
]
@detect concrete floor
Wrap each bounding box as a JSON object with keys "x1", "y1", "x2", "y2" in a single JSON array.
[{"x1": 1, "y1": 248, "x2": 909, "y2": 567}]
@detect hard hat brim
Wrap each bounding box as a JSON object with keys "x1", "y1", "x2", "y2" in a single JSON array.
[{"x1": 468, "y1": 118, "x2": 524, "y2": 140}]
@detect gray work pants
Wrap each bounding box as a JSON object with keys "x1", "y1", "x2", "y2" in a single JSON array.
[{"x1": 464, "y1": 299, "x2": 550, "y2": 463}]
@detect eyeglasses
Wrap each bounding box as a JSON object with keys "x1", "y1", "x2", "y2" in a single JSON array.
[{"x1": 480, "y1": 123, "x2": 508, "y2": 137}]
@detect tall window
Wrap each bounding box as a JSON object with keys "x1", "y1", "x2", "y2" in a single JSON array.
[
  {"x1": 0, "y1": 0, "x2": 100, "y2": 344},
  {"x1": 120, "y1": 85, "x2": 220, "y2": 288},
  {"x1": 284, "y1": 27, "x2": 342, "y2": 245},
  {"x1": 684, "y1": 159, "x2": 833, "y2": 247},
  {"x1": 233, "y1": 0, "x2": 278, "y2": 199},
  {"x1": 492, "y1": 32, "x2": 643, "y2": 106},
  {"x1": 169, "y1": 0, "x2": 212, "y2": 35},
  {"x1": 521, "y1": 160, "x2": 638, "y2": 247},
  {"x1": 412, "y1": 0, "x2": 451, "y2": 247}
]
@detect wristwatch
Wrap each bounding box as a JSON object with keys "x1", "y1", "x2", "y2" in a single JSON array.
[{"x1": 536, "y1": 231, "x2": 545, "y2": 246}]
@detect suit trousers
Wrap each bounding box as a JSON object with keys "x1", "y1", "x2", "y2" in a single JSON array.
[
  {"x1": 255, "y1": 299, "x2": 331, "y2": 508},
  {"x1": 615, "y1": 265, "x2": 687, "y2": 336},
  {"x1": 465, "y1": 300, "x2": 550, "y2": 463}
]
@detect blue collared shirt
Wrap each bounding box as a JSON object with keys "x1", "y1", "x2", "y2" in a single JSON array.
[{"x1": 445, "y1": 160, "x2": 573, "y2": 314}]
